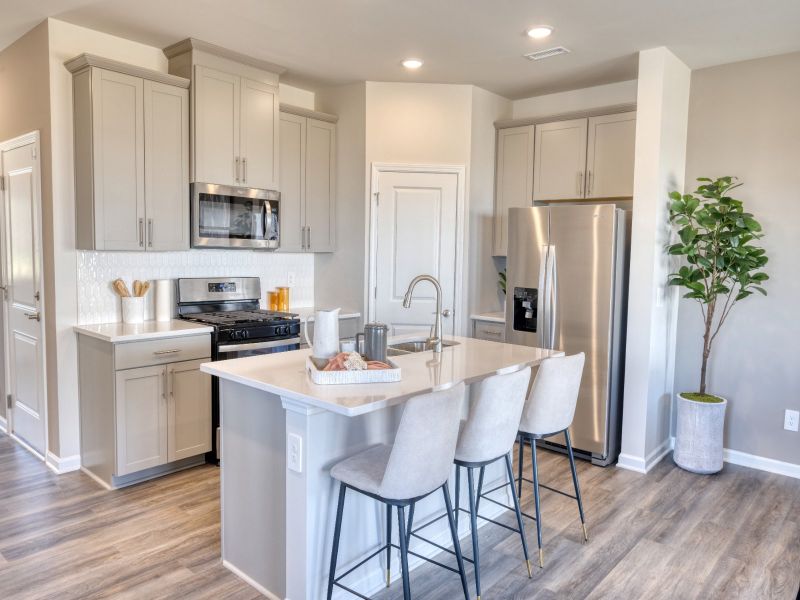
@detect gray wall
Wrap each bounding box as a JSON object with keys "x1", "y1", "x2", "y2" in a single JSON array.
[{"x1": 674, "y1": 51, "x2": 800, "y2": 466}]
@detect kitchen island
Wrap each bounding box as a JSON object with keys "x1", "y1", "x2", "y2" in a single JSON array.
[{"x1": 201, "y1": 336, "x2": 560, "y2": 600}]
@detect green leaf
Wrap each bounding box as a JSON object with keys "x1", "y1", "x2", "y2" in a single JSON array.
[
  {"x1": 743, "y1": 217, "x2": 762, "y2": 232},
  {"x1": 668, "y1": 191, "x2": 682, "y2": 201}
]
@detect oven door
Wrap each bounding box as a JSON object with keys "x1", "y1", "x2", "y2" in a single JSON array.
[
  {"x1": 216, "y1": 336, "x2": 301, "y2": 360},
  {"x1": 192, "y1": 182, "x2": 280, "y2": 249}
]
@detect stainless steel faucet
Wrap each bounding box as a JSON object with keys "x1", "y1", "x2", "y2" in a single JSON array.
[{"x1": 402, "y1": 274, "x2": 443, "y2": 352}]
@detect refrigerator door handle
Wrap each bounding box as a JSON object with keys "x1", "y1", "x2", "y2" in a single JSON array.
[
  {"x1": 537, "y1": 246, "x2": 549, "y2": 348},
  {"x1": 548, "y1": 245, "x2": 558, "y2": 350}
]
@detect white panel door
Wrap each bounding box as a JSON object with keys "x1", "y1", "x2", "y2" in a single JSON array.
[
  {"x1": 493, "y1": 125, "x2": 534, "y2": 256},
  {"x1": 586, "y1": 112, "x2": 637, "y2": 198},
  {"x1": 2, "y1": 141, "x2": 45, "y2": 455},
  {"x1": 373, "y1": 170, "x2": 458, "y2": 336},
  {"x1": 194, "y1": 65, "x2": 240, "y2": 186},
  {"x1": 115, "y1": 365, "x2": 168, "y2": 476},
  {"x1": 305, "y1": 119, "x2": 335, "y2": 252},
  {"x1": 533, "y1": 118, "x2": 588, "y2": 201},
  {"x1": 167, "y1": 359, "x2": 212, "y2": 462},
  {"x1": 144, "y1": 80, "x2": 189, "y2": 250},
  {"x1": 240, "y1": 77, "x2": 279, "y2": 190},
  {"x1": 278, "y1": 112, "x2": 306, "y2": 252},
  {"x1": 92, "y1": 68, "x2": 145, "y2": 250}
]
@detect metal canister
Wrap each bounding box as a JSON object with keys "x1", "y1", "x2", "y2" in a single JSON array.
[{"x1": 356, "y1": 322, "x2": 389, "y2": 362}]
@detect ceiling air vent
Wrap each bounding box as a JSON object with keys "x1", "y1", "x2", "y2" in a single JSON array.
[{"x1": 524, "y1": 46, "x2": 571, "y2": 61}]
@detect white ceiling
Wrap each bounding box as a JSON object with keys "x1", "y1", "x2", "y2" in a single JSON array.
[{"x1": 3, "y1": 0, "x2": 800, "y2": 99}]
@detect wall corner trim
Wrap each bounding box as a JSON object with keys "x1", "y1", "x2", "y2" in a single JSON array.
[
  {"x1": 46, "y1": 451, "x2": 81, "y2": 474},
  {"x1": 616, "y1": 436, "x2": 673, "y2": 474}
]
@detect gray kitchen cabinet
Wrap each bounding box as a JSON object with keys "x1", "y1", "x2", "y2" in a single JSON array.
[
  {"x1": 471, "y1": 317, "x2": 506, "y2": 342},
  {"x1": 278, "y1": 107, "x2": 337, "y2": 253},
  {"x1": 585, "y1": 112, "x2": 637, "y2": 199},
  {"x1": 533, "y1": 118, "x2": 589, "y2": 201},
  {"x1": 67, "y1": 54, "x2": 190, "y2": 251},
  {"x1": 77, "y1": 331, "x2": 212, "y2": 489},
  {"x1": 493, "y1": 125, "x2": 534, "y2": 256},
  {"x1": 240, "y1": 77, "x2": 280, "y2": 190},
  {"x1": 193, "y1": 65, "x2": 240, "y2": 187}
]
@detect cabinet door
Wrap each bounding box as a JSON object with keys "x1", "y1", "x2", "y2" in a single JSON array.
[
  {"x1": 305, "y1": 119, "x2": 336, "y2": 252},
  {"x1": 278, "y1": 112, "x2": 306, "y2": 252},
  {"x1": 91, "y1": 68, "x2": 145, "y2": 250},
  {"x1": 473, "y1": 320, "x2": 506, "y2": 342},
  {"x1": 194, "y1": 65, "x2": 239, "y2": 186},
  {"x1": 144, "y1": 80, "x2": 190, "y2": 250},
  {"x1": 115, "y1": 365, "x2": 167, "y2": 476},
  {"x1": 533, "y1": 118, "x2": 588, "y2": 201},
  {"x1": 586, "y1": 112, "x2": 636, "y2": 199},
  {"x1": 167, "y1": 359, "x2": 212, "y2": 462},
  {"x1": 240, "y1": 78, "x2": 279, "y2": 190},
  {"x1": 493, "y1": 125, "x2": 534, "y2": 256}
]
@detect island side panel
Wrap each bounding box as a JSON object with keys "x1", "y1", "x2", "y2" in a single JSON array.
[{"x1": 220, "y1": 379, "x2": 287, "y2": 599}]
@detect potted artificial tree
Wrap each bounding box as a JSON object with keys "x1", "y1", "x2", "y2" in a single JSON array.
[{"x1": 667, "y1": 176, "x2": 768, "y2": 474}]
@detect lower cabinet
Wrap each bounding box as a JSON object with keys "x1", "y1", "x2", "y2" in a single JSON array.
[
  {"x1": 472, "y1": 319, "x2": 506, "y2": 342},
  {"x1": 168, "y1": 360, "x2": 212, "y2": 462}
]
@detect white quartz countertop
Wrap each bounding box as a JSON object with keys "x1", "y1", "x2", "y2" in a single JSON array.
[
  {"x1": 292, "y1": 307, "x2": 361, "y2": 323},
  {"x1": 470, "y1": 311, "x2": 506, "y2": 323},
  {"x1": 202, "y1": 335, "x2": 561, "y2": 416},
  {"x1": 74, "y1": 319, "x2": 213, "y2": 343}
]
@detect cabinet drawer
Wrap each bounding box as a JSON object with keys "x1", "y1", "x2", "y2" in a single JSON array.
[
  {"x1": 114, "y1": 335, "x2": 211, "y2": 370},
  {"x1": 473, "y1": 321, "x2": 506, "y2": 342}
]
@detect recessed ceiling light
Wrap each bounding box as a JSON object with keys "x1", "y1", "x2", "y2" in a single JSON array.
[
  {"x1": 402, "y1": 58, "x2": 424, "y2": 69},
  {"x1": 527, "y1": 25, "x2": 554, "y2": 39}
]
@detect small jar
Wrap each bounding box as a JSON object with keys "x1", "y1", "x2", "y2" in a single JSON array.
[
  {"x1": 267, "y1": 291, "x2": 279, "y2": 311},
  {"x1": 277, "y1": 286, "x2": 290, "y2": 312}
]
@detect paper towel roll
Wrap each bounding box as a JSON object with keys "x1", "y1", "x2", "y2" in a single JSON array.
[{"x1": 155, "y1": 279, "x2": 173, "y2": 322}]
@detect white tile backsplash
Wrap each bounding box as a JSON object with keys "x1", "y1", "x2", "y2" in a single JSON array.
[{"x1": 77, "y1": 250, "x2": 314, "y2": 324}]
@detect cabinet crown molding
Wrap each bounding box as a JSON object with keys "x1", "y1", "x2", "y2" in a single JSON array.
[
  {"x1": 279, "y1": 103, "x2": 338, "y2": 124},
  {"x1": 162, "y1": 38, "x2": 287, "y2": 76},
  {"x1": 494, "y1": 102, "x2": 637, "y2": 130},
  {"x1": 64, "y1": 53, "x2": 190, "y2": 88}
]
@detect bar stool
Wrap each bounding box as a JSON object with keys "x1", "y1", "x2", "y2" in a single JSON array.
[
  {"x1": 326, "y1": 383, "x2": 470, "y2": 600},
  {"x1": 516, "y1": 352, "x2": 588, "y2": 568},
  {"x1": 407, "y1": 367, "x2": 533, "y2": 600}
]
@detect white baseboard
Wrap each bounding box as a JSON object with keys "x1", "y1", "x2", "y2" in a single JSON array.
[
  {"x1": 616, "y1": 436, "x2": 673, "y2": 474},
  {"x1": 722, "y1": 447, "x2": 800, "y2": 480},
  {"x1": 0, "y1": 414, "x2": 6, "y2": 433},
  {"x1": 222, "y1": 560, "x2": 282, "y2": 600},
  {"x1": 46, "y1": 451, "x2": 81, "y2": 474}
]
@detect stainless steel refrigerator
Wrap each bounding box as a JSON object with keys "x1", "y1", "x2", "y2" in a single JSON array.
[{"x1": 505, "y1": 205, "x2": 628, "y2": 466}]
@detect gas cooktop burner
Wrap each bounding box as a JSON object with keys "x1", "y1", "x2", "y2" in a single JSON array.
[{"x1": 182, "y1": 309, "x2": 298, "y2": 327}]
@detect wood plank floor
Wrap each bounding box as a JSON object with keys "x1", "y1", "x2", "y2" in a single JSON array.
[{"x1": 1, "y1": 431, "x2": 798, "y2": 599}]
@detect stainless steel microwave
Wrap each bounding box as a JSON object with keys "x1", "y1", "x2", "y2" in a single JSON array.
[{"x1": 191, "y1": 183, "x2": 280, "y2": 249}]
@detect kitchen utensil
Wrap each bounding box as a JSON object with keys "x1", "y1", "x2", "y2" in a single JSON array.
[
  {"x1": 121, "y1": 296, "x2": 145, "y2": 324},
  {"x1": 356, "y1": 322, "x2": 389, "y2": 362},
  {"x1": 113, "y1": 278, "x2": 131, "y2": 297},
  {"x1": 155, "y1": 279, "x2": 173, "y2": 321},
  {"x1": 303, "y1": 308, "x2": 340, "y2": 360},
  {"x1": 277, "y1": 286, "x2": 290, "y2": 311}
]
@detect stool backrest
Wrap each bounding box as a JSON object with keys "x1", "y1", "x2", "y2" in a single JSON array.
[
  {"x1": 519, "y1": 353, "x2": 585, "y2": 436},
  {"x1": 379, "y1": 382, "x2": 466, "y2": 501},
  {"x1": 456, "y1": 366, "x2": 532, "y2": 463}
]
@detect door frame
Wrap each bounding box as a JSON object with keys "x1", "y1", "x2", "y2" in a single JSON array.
[
  {"x1": 367, "y1": 163, "x2": 468, "y2": 336},
  {"x1": 0, "y1": 130, "x2": 49, "y2": 462}
]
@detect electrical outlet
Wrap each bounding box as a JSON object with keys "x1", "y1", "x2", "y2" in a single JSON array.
[
  {"x1": 784, "y1": 409, "x2": 799, "y2": 432},
  {"x1": 287, "y1": 271, "x2": 296, "y2": 286},
  {"x1": 288, "y1": 433, "x2": 303, "y2": 472}
]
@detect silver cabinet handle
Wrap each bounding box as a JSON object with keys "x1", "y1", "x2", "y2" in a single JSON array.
[
  {"x1": 147, "y1": 218, "x2": 153, "y2": 247},
  {"x1": 235, "y1": 157, "x2": 240, "y2": 183},
  {"x1": 480, "y1": 328, "x2": 502, "y2": 337},
  {"x1": 162, "y1": 369, "x2": 167, "y2": 399},
  {"x1": 168, "y1": 366, "x2": 174, "y2": 397},
  {"x1": 303, "y1": 226, "x2": 308, "y2": 250},
  {"x1": 577, "y1": 171, "x2": 584, "y2": 196},
  {"x1": 153, "y1": 349, "x2": 181, "y2": 356},
  {"x1": 587, "y1": 170, "x2": 593, "y2": 196},
  {"x1": 442, "y1": 309, "x2": 452, "y2": 317},
  {"x1": 24, "y1": 312, "x2": 40, "y2": 321},
  {"x1": 242, "y1": 157, "x2": 247, "y2": 184},
  {"x1": 307, "y1": 226, "x2": 311, "y2": 251},
  {"x1": 138, "y1": 218, "x2": 144, "y2": 247}
]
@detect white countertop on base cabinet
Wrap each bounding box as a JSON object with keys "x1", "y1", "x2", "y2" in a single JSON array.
[{"x1": 74, "y1": 320, "x2": 213, "y2": 343}]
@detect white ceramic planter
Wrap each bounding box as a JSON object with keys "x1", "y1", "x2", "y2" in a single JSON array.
[{"x1": 673, "y1": 393, "x2": 727, "y2": 474}]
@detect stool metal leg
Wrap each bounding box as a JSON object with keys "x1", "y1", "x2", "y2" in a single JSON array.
[
  {"x1": 504, "y1": 453, "x2": 532, "y2": 578},
  {"x1": 467, "y1": 467, "x2": 481, "y2": 600},
  {"x1": 385, "y1": 503, "x2": 393, "y2": 587},
  {"x1": 530, "y1": 438, "x2": 544, "y2": 568},
  {"x1": 327, "y1": 484, "x2": 347, "y2": 600},
  {"x1": 397, "y1": 505, "x2": 412, "y2": 600},
  {"x1": 443, "y1": 481, "x2": 471, "y2": 600},
  {"x1": 475, "y1": 466, "x2": 485, "y2": 515},
  {"x1": 454, "y1": 464, "x2": 461, "y2": 530},
  {"x1": 565, "y1": 429, "x2": 589, "y2": 542},
  {"x1": 517, "y1": 437, "x2": 524, "y2": 499},
  {"x1": 406, "y1": 502, "x2": 415, "y2": 548}
]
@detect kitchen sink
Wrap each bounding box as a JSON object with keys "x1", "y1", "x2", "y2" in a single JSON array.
[{"x1": 387, "y1": 339, "x2": 460, "y2": 356}]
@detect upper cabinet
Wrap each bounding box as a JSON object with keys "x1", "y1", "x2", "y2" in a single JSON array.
[
  {"x1": 585, "y1": 112, "x2": 637, "y2": 199},
  {"x1": 493, "y1": 125, "x2": 534, "y2": 256},
  {"x1": 279, "y1": 106, "x2": 337, "y2": 253},
  {"x1": 164, "y1": 39, "x2": 283, "y2": 190},
  {"x1": 67, "y1": 54, "x2": 190, "y2": 251},
  {"x1": 533, "y1": 118, "x2": 589, "y2": 201}
]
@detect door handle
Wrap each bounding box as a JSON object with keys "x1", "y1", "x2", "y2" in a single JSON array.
[
  {"x1": 147, "y1": 218, "x2": 153, "y2": 248},
  {"x1": 442, "y1": 309, "x2": 452, "y2": 317},
  {"x1": 307, "y1": 226, "x2": 311, "y2": 250},
  {"x1": 242, "y1": 157, "x2": 247, "y2": 184},
  {"x1": 24, "y1": 312, "x2": 40, "y2": 321},
  {"x1": 138, "y1": 218, "x2": 144, "y2": 247},
  {"x1": 587, "y1": 170, "x2": 593, "y2": 196},
  {"x1": 235, "y1": 157, "x2": 240, "y2": 183}
]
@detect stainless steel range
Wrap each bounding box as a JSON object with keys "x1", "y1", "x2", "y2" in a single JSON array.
[{"x1": 176, "y1": 277, "x2": 301, "y2": 462}]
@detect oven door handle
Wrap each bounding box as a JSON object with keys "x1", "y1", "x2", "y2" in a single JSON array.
[{"x1": 218, "y1": 337, "x2": 301, "y2": 353}]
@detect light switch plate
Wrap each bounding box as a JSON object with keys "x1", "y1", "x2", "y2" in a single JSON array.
[
  {"x1": 784, "y1": 409, "x2": 799, "y2": 432},
  {"x1": 287, "y1": 271, "x2": 297, "y2": 286},
  {"x1": 288, "y1": 433, "x2": 303, "y2": 472}
]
